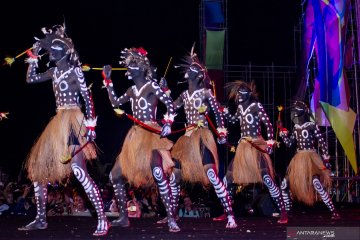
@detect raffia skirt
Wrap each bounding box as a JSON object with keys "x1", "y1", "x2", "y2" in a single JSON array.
[
  {"x1": 116, "y1": 124, "x2": 174, "y2": 188},
  {"x1": 171, "y1": 128, "x2": 219, "y2": 185},
  {"x1": 25, "y1": 108, "x2": 97, "y2": 184},
  {"x1": 287, "y1": 150, "x2": 331, "y2": 205},
  {"x1": 232, "y1": 137, "x2": 274, "y2": 186}
]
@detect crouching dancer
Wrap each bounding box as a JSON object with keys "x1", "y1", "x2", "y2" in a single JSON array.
[
  {"x1": 18, "y1": 24, "x2": 109, "y2": 236},
  {"x1": 102, "y1": 47, "x2": 180, "y2": 232}
]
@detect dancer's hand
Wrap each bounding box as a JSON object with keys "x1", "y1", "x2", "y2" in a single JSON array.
[
  {"x1": 279, "y1": 128, "x2": 288, "y2": 137},
  {"x1": 216, "y1": 127, "x2": 227, "y2": 144},
  {"x1": 102, "y1": 65, "x2": 112, "y2": 80},
  {"x1": 26, "y1": 42, "x2": 41, "y2": 61},
  {"x1": 102, "y1": 65, "x2": 113, "y2": 89},
  {"x1": 159, "y1": 77, "x2": 171, "y2": 96},
  {"x1": 217, "y1": 135, "x2": 226, "y2": 144},
  {"x1": 31, "y1": 41, "x2": 41, "y2": 56},
  {"x1": 324, "y1": 161, "x2": 332, "y2": 170},
  {"x1": 84, "y1": 117, "x2": 97, "y2": 141},
  {"x1": 266, "y1": 146, "x2": 273, "y2": 154},
  {"x1": 266, "y1": 139, "x2": 275, "y2": 154},
  {"x1": 323, "y1": 155, "x2": 331, "y2": 170},
  {"x1": 159, "y1": 77, "x2": 168, "y2": 90},
  {"x1": 85, "y1": 127, "x2": 96, "y2": 141},
  {"x1": 160, "y1": 122, "x2": 171, "y2": 137},
  {"x1": 219, "y1": 106, "x2": 228, "y2": 114}
]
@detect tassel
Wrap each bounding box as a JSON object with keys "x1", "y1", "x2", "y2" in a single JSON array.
[
  {"x1": 4, "y1": 57, "x2": 15, "y2": 66},
  {"x1": 3, "y1": 47, "x2": 34, "y2": 66}
]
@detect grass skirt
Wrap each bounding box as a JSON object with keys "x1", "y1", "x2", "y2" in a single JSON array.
[
  {"x1": 232, "y1": 138, "x2": 274, "y2": 185},
  {"x1": 171, "y1": 128, "x2": 219, "y2": 185},
  {"x1": 287, "y1": 150, "x2": 331, "y2": 205},
  {"x1": 117, "y1": 124, "x2": 174, "y2": 187},
  {"x1": 25, "y1": 108, "x2": 96, "y2": 184}
]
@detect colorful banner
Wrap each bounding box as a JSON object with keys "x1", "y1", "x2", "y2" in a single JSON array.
[
  {"x1": 205, "y1": 29, "x2": 225, "y2": 70},
  {"x1": 205, "y1": 1, "x2": 224, "y2": 27},
  {"x1": 303, "y1": 0, "x2": 357, "y2": 174}
]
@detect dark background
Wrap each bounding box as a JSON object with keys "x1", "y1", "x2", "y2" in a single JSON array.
[{"x1": 0, "y1": 0, "x2": 302, "y2": 181}]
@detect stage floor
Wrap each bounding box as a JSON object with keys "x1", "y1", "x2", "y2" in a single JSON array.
[{"x1": 1, "y1": 203, "x2": 359, "y2": 240}]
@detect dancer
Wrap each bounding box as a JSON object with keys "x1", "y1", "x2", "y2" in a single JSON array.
[
  {"x1": 278, "y1": 100, "x2": 340, "y2": 220},
  {"x1": 0, "y1": 112, "x2": 9, "y2": 120},
  {"x1": 221, "y1": 80, "x2": 288, "y2": 224},
  {"x1": 18, "y1": 24, "x2": 109, "y2": 236},
  {"x1": 158, "y1": 46, "x2": 237, "y2": 229},
  {"x1": 102, "y1": 47, "x2": 180, "y2": 232}
]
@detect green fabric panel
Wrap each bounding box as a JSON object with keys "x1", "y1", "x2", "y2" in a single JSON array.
[{"x1": 205, "y1": 30, "x2": 225, "y2": 69}]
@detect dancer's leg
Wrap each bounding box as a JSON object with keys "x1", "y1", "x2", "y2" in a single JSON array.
[
  {"x1": 203, "y1": 147, "x2": 237, "y2": 229},
  {"x1": 280, "y1": 178, "x2": 292, "y2": 212},
  {"x1": 312, "y1": 175, "x2": 340, "y2": 220},
  {"x1": 260, "y1": 157, "x2": 288, "y2": 224},
  {"x1": 18, "y1": 182, "x2": 48, "y2": 230},
  {"x1": 109, "y1": 163, "x2": 130, "y2": 227},
  {"x1": 151, "y1": 150, "x2": 180, "y2": 232},
  {"x1": 71, "y1": 150, "x2": 110, "y2": 236}
]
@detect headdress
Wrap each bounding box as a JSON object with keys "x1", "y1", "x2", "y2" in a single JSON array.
[
  {"x1": 289, "y1": 100, "x2": 313, "y2": 123},
  {"x1": 290, "y1": 100, "x2": 310, "y2": 114},
  {"x1": 225, "y1": 80, "x2": 259, "y2": 101},
  {"x1": 176, "y1": 43, "x2": 210, "y2": 86},
  {"x1": 37, "y1": 24, "x2": 80, "y2": 66},
  {"x1": 119, "y1": 47, "x2": 152, "y2": 80}
]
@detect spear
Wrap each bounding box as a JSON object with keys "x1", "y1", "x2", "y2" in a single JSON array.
[
  {"x1": 210, "y1": 80, "x2": 216, "y2": 97},
  {"x1": 3, "y1": 47, "x2": 33, "y2": 66},
  {"x1": 163, "y1": 57, "x2": 172, "y2": 78},
  {"x1": 82, "y1": 64, "x2": 126, "y2": 72},
  {"x1": 275, "y1": 105, "x2": 284, "y2": 145}
]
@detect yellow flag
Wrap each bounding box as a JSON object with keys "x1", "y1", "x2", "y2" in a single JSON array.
[{"x1": 320, "y1": 101, "x2": 357, "y2": 174}]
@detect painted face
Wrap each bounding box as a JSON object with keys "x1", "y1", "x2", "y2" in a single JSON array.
[
  {"x1": 237, "y1": 87, "x2": 251, "y2": 103},
  {"x1": 292, "y1": 106, "x2": 305, "y2": 117},
  {"x1": 185, "y1": 64, "x2": 203, "y2": 82},
  {"x1": 125, "y1": 60, "x2": 141, "y2": 80},
  {"x1": 41, "y1": 37, "x2": 70, "y2": 63},
  {"x1": 291, "y1": 102, "x2": 307, "y2": 117},
  {"x1": 49, "y1": 43, "x2": 67, "y2": 62}
]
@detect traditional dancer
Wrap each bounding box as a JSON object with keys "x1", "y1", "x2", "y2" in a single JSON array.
[
  {"x1": 102, "y1": 47, "x2": 180, "y2": 232},
  {"x1": 0, "y1": 112, "x2": 9, "y2": 120},
  {"x1": 278, "y1": 100, "x2": 340, "y2": 220},
  {"x1": 158, "y1": 46, "x2": 237, "y2": 229},
  {"x1": 221, "y1": 80, "x2": 288, "y2": 224},
  {"x1": 18, "y1": 24, "x2": 110, "y2": 236}
]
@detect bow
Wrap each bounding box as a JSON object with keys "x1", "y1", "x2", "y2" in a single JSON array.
[
  {"x1": 240, "y1": 137, "x2": 268, "y2": 154},
  {"x1": 203, "y1": 114, "x2": 235, "y2": 152},
  {"x1": 114, "y1": 109, "x2": 161, "y2": 134}
]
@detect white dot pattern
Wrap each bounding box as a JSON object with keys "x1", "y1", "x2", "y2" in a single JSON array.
[
  {"x1": 106, "y1": 81, "x2": 174, "y2": 122},
  {"x1": 224, "y1": 102, "x2": 274, "y2": 139},
  {"x1": 26, "y1": 63, "x2": 95, "y2": 120},
  {"x1": 281, "y1": 122, "x2": 328, "y2": 155},
  {"x1": 175, "y1": 88, "x2": 225, "y2": 128}
]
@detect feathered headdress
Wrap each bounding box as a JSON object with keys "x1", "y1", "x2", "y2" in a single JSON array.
[
  {"x1": 37, "y1": 24, "x2": 80, "y2": 66},
  {"x1": 289, "y1": 100, "x2": 314, "y2": 123},
  {"x1": 290, "y1": 100, "x2": 310, "y2": 112},
  {"x1": 119, "y1": 47, "x2": 152, "y2": 80},
  {"x1": 225, "y1": 80, "x2": 259, "y2": 101},
  {"x1": 175, "y1": 43, "x2": 210, "y2": 86}
]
